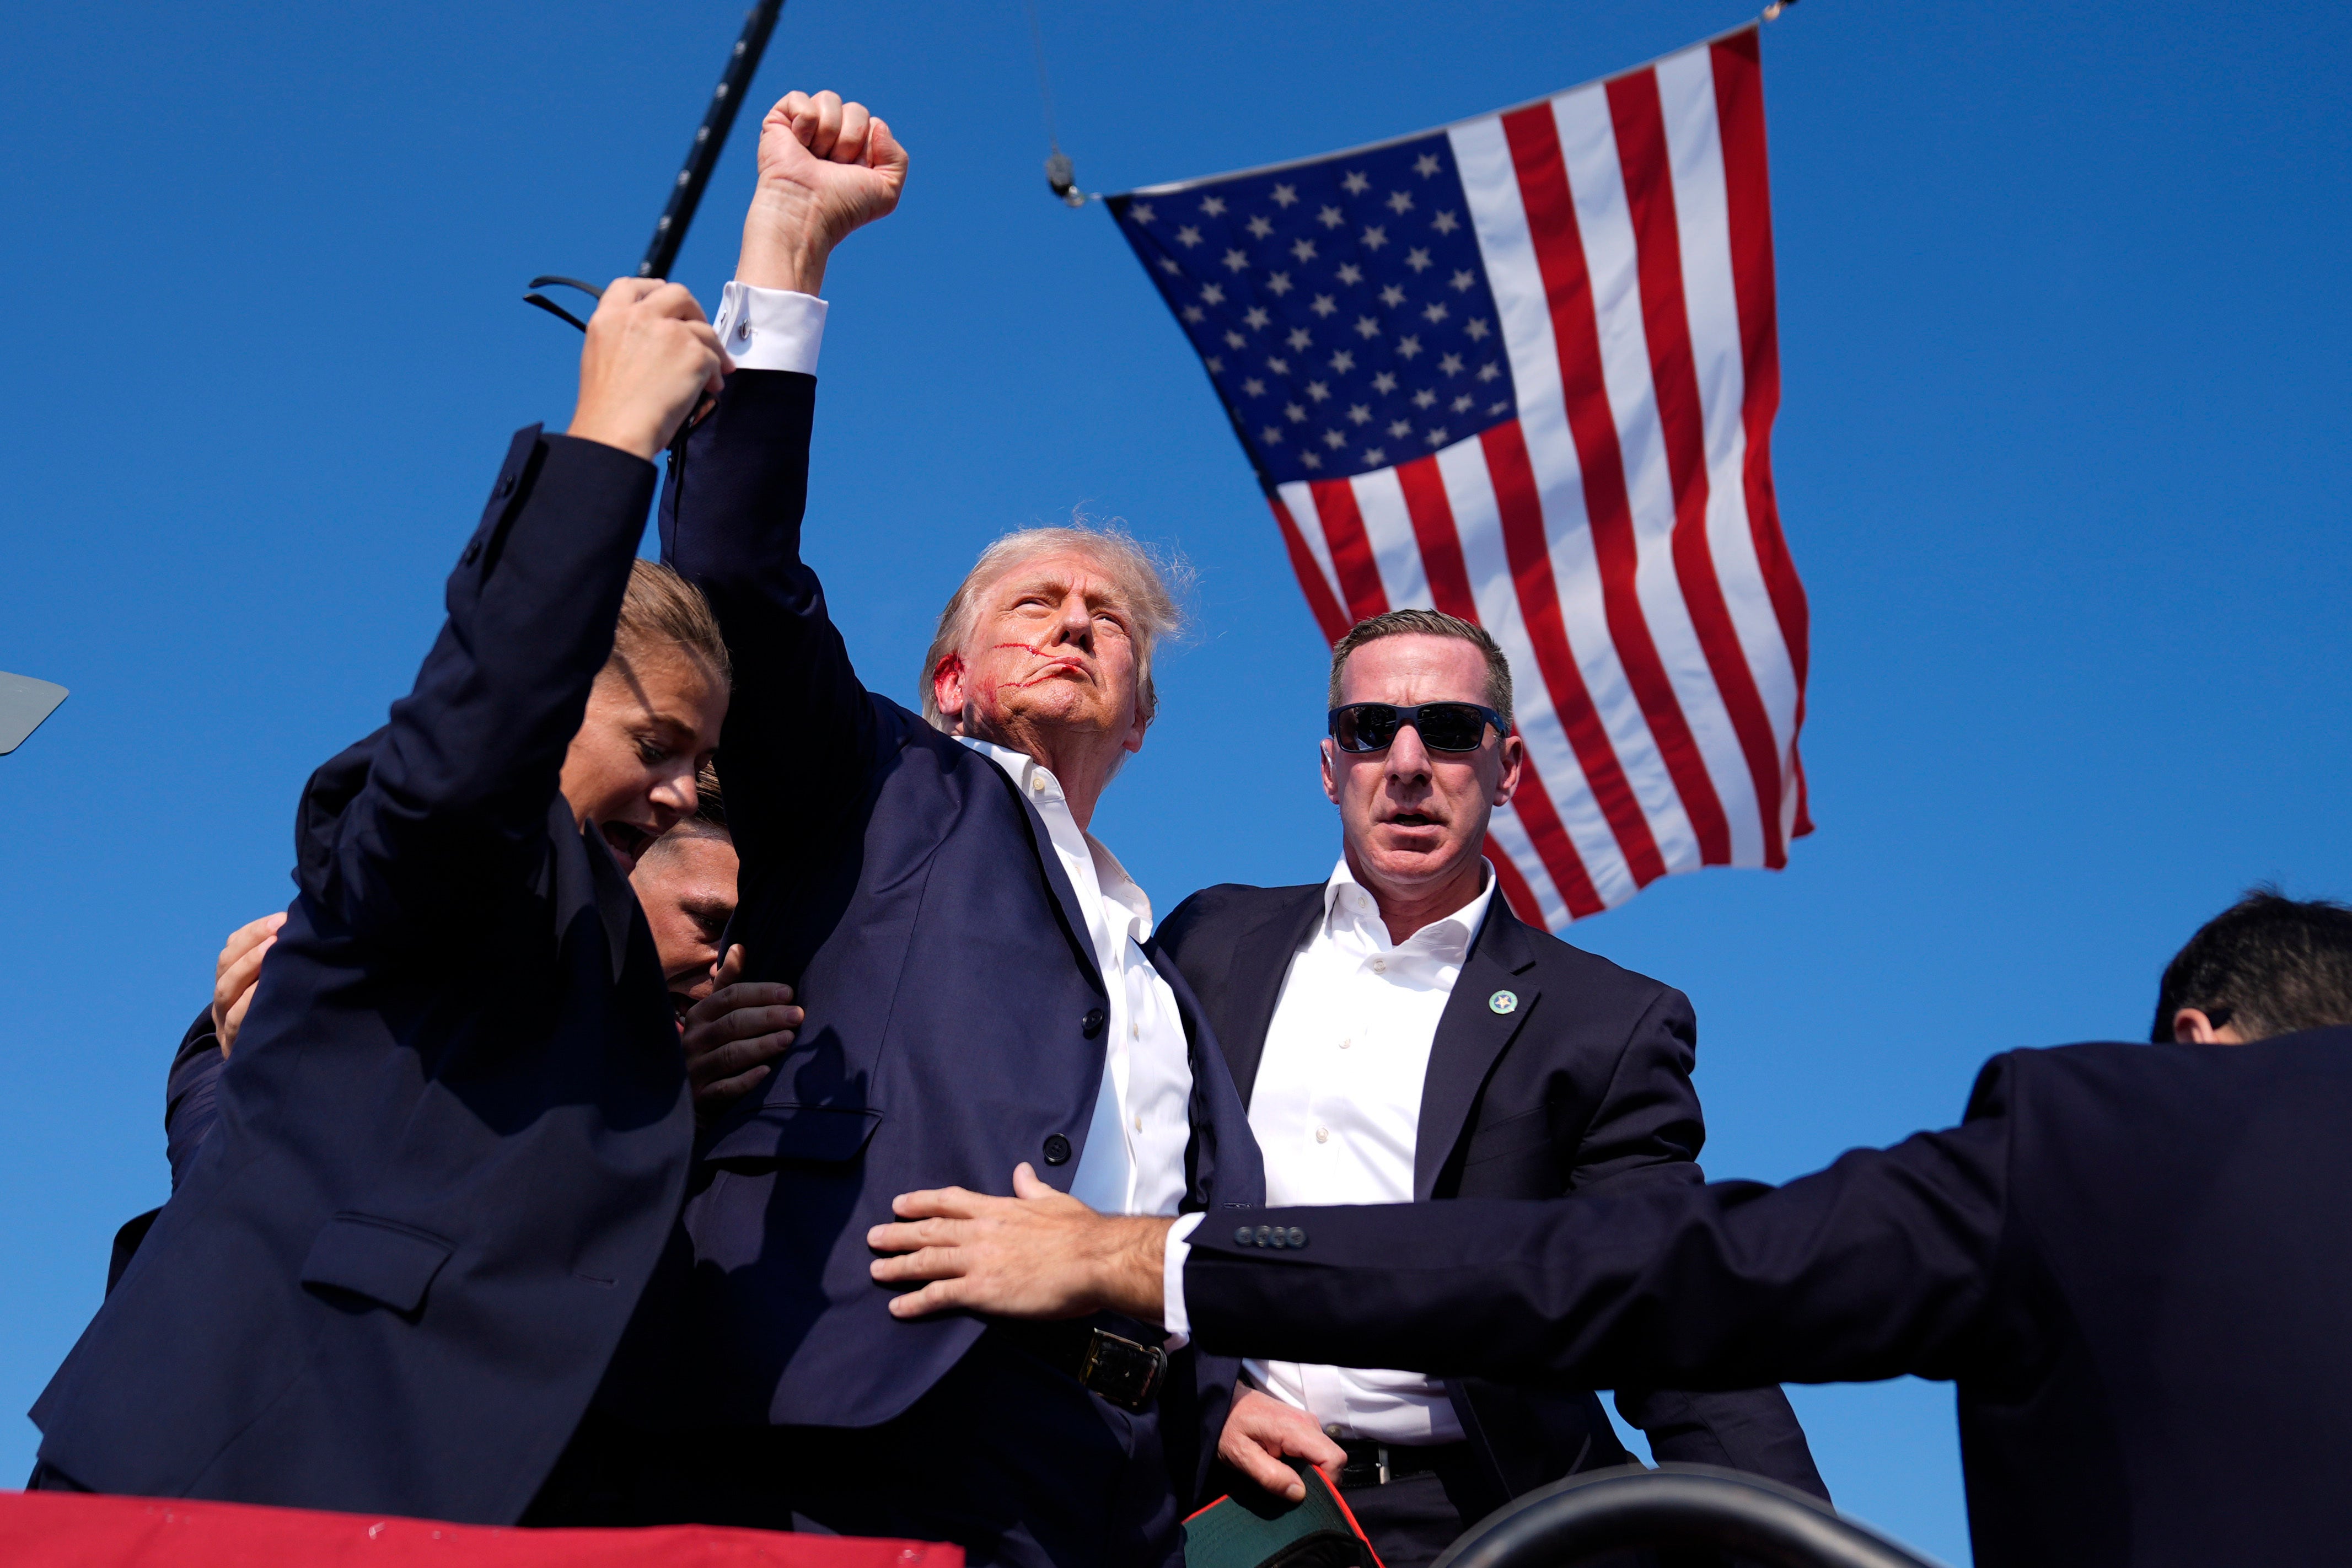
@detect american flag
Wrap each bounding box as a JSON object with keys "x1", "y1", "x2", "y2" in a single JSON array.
[{"x1": 1109, "y1": 25, "x2": 1810, "y2": 929}]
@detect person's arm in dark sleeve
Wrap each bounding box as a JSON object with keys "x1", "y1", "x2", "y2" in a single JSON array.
[
  {"x1": 659, "y1": 372, "x2": 881, "y2": 876},
  {"x1": 1615, "y1": 1386, "x2": 1827, "y2": 1500},
  {"x1": 1567, "y1": 986, "x2": 1829, "y2": 1499},
  {"x1": 305, "y1": 430, "x2": 656, "y2": 942},
  {"x1": 1567, "y1": 984, "x2": 1708, "y2": 1192},
  {"x1": 1186, "y1": 1083, "x2": 2022, "y2": 1393},
  {"x1": 164, "y1": 1005, "x2": 224, "y2": 1191},
  {"x1": 111, "y1": 1005, "x2": 233, "y2": 1297}
]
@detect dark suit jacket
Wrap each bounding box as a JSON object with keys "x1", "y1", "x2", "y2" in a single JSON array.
[
  {"x1": 651, "y1": 371, "x2": 1262, "y2": 1481},
  {"x1": 101, "y1": 1008, "x2": 227, "y2": 1297},
  {"x1": 33, "y1": 430, "x2": 694, "y2": 1524},
  {"x1": 1152, "y1": 883, "x2": 1823, "y2": 1510},
  {"x1": 1182, "y1": 1029, "x2": 2352, "y2": 1568}
]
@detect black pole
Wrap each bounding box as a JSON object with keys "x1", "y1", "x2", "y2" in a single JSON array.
[{"x1": 638, "y1": 0, "x2": 787, "y2": 281}]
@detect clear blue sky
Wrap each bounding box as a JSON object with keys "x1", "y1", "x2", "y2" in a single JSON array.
[{"x1": 4, "y1": 2, "x2": 2346, "y2": 1558}]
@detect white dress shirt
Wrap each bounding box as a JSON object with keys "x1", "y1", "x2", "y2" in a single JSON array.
[
  {"x1": 961, "y1": 739, "x2": 1195, "y2": 1222},
  {"x1": 1168, "y1": 858, "x2": 1495, "y2": 1442}
]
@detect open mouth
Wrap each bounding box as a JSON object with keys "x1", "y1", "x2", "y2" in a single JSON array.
[
  {"x1": 1389, "y1": 812, "x2": 1441, "y2": 829},
  {"x1": 601, "y1": 820, "x2": 656, "y2": 870}
]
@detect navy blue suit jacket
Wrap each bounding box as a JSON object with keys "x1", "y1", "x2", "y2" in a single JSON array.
[
  {"x1": 33, "y1": 431, "x2": 694, "y2": 1524},
  {"x1": 653, "y1": 371, "x2": 1263, "y2": 1463},
  {"x1": 1182, "y1": 1029, "x2": 2352, "y2": 1568},
  {"x1": 1153, "y1": 883, "x2": 1822, "y2": 1508}
]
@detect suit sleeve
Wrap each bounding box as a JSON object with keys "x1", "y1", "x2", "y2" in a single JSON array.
[
  {"x1": 1185, "y1": 1080, "x2": 2023, "y2": 1393},
  {"x1": 1615, "y1": 1386, "x2": 1828, "y2": 1500},
  {"x1": 658, "y1": 370, "x2": 882, "y2": 876},
  {"x1": 1567, "y1": 983, "x2": 1707, "y2": 1193},
  {"x1": 164, "y1": 1005, "x2": 225, "y2": 1191},
  {"x1": 1570, "y1": 984, "x2": 1830, "y2": 1500},
  {"x1": 300, "y1": 430, "x2": 657, "y2": 943}
]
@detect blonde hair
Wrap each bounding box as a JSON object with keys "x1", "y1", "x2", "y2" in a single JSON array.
[
  {"x1": 611, "y1": 559, "x2": 730, "y2": 687},
  {"x1": 919, "y1": 524, "x2": 1188, "y2": 730}
]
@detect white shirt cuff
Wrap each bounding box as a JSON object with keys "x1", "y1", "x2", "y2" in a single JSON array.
[
  {"x1": 1162, "y1": 1211, "x2": 1205, "y2": 1348},
  {"x1": 713, "y1": 282, "x2": 826, "y2": 375}
]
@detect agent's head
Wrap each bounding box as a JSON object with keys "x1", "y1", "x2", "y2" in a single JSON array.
[
  {"x1": 921, "y1": 525, "x2": 1184, "y2": 815},
  {"x1": 557, "y1": 560, "x2": 731, "y2": 873},
  {"x1": 632, "y1": 769, "x2": 738, "y2": 1013},
  {"x1": 1321, "y1": 609, "x2": 1523, "y2": 914},
  {"x1": 2152, "y1": 888, "x2": 2352, "y2": 1044}
]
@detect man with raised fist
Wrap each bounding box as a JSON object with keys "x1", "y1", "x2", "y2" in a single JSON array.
[{"x1": 533, "y1": 92, "x2": 1263, "y2": 1568}]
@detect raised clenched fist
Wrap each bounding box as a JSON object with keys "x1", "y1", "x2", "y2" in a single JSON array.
[{"x1": 738, "y1": 90, "x2": 909, "y2": 296}]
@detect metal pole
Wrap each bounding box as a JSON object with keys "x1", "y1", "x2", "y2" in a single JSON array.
[{"x1": 639, "y1": 0, "x2": 788, "y2": 281}]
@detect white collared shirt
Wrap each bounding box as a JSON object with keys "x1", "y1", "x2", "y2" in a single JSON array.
[
  {"x1": 1242, "y1": 858, "x2": 1497, "y2": 1443},
  {"x1": 960, "y1": 738, "x2": 1194, "y2": 1221}
]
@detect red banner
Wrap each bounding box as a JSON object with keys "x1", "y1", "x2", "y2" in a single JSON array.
[{"x1": 0, "y1": 1490, "x2": 963, "y2": 1568}]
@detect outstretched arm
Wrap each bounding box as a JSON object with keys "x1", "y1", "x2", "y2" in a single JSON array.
[
  {"x1": 312, "y1": 283, "x2": 724, "y2": 942},
  {"x1": 871, "y1": 1074, "x2": 2032, "y2": 1395}
]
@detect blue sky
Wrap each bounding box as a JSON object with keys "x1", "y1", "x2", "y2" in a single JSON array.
[{"x1": 4, "y1": 1, "x2": 2347, "y2": 1558}]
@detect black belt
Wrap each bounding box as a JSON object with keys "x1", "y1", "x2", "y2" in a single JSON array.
[
  {"x1": 1335, "y1": 1438, "x2": 1472, "y2": 1490},
  {"x1": 999, "y1": 1318, "x2": 1168, "y2": 1413}
]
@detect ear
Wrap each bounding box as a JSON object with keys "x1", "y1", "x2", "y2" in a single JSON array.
[
  {"x1": 1492, "y1": 731, "x2": 1526, "y2": 806},
  {"x1": 1121, "y1": 689, "x2": 1151, "y2": 756},
  {"x1": 2173, "y1": 1008, "x2": 2247, "y2": 1045},
  {"x1": 932, "y1": 653, "x2": 969, "y2": 732},
  {"x1": 1320, "y1": 738, "x2": 1341, "y2": 806}
]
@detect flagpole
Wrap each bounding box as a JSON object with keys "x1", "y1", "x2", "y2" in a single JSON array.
[
  {"x1": 524, "y1": 2, "x2": 787, "y2": 330},
  {"x1": 639, "y1": 0, "x2": 787, "y2": 280}
]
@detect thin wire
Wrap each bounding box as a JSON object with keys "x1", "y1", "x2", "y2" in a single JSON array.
[{"x1": 1021, "y1": 0, "x2": 1063, "y2": 155}]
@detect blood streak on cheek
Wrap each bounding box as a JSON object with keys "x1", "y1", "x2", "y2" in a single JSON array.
[{"x1": 989, "y1": 641, "x2": 1087, "y2": 691}]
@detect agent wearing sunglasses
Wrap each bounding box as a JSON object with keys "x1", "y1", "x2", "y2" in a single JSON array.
[{"x1": 1134, "y1": 607, "x2": 1825, "y2": 1568}]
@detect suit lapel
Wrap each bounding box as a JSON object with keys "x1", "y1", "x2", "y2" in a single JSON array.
[
  {"x1": 550, "y1": 802, "x2": 639, "y2": 986},
  {"x1": 1221, "y1": 889, "x2": 1328, "y2": 1106},
  {"x1": 1414, "y1": 899, "x2": 1540, "y2": 1200},
  {"x1": 1150, "y1": 948, "x2": 1268, "y2": 1210},
  {"x1": 989, "y1": 760, "x2": 1107, "y2": 995}
]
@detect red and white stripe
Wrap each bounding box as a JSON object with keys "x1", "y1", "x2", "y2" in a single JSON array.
[{"x1": 1272, "y1": 26, "x2": 1811, "y2": 929}]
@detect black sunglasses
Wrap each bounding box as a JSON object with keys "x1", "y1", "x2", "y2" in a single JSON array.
[{"x1": 1328, "y1": 701, "x2": 1508, "y2": 754}]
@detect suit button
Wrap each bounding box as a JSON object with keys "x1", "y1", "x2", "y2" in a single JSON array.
[
  {"x1": 1043, "y1": 1134, "x2": 1072, "y2": 1166},
  {"x1": 1254, "y1": 1225, "x2": 1274, "y2": 1247},
  {"x1": 460, "y1": 540, "x2": 482, "y2": 565},
  {"x1": 495, "y1": 474, "x2": 516, "y2": 499},
  {"x1": 1287, "y1": 1227, "x2": 1307, "y2": 1247},
  {"x1": 1234, "y1": 1226, "x2": 1255, "y2": 1246},
  {"x1": 1081, "y1": 1008, "x2": 1107, "y2": 1038}
]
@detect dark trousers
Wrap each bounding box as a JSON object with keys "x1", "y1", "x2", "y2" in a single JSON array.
[
  {"x1": 527, "y1": 1325, "x2": 1179, "y2": 1568},
  {"x1": 1335, "y1": 1448, "x2": 1495, "y2": 1568},
  {"x1": 1333, "y1": 1451, "x2": 1696, "y2": 1568}
]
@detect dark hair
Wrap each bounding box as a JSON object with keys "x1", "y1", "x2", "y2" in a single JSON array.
[
  {"x1": 688, "y1": 763, "x2": 728, "y2": 833},
  {"x1": 2151, "y1": 887, "x2": 2352, "y2": 1043},
  {"x1": 1328, "y1": 609, "x2": 1513, "y2": 724},
  {"x1": 644, "y1": 765, "x2": 731, "y2": 858}
]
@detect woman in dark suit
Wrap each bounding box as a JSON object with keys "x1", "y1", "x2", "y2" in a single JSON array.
[{"x1": 31, "y1": 280, "x2": 769, "y2": 1525}]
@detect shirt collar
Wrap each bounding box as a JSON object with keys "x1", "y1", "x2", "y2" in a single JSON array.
[
  {"x1": 1321, "y1": 856, "x2": 1496, "y2": 962},
  {"x1": 960, "y1": 735, "x2": 1155, "y2": 942}
]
